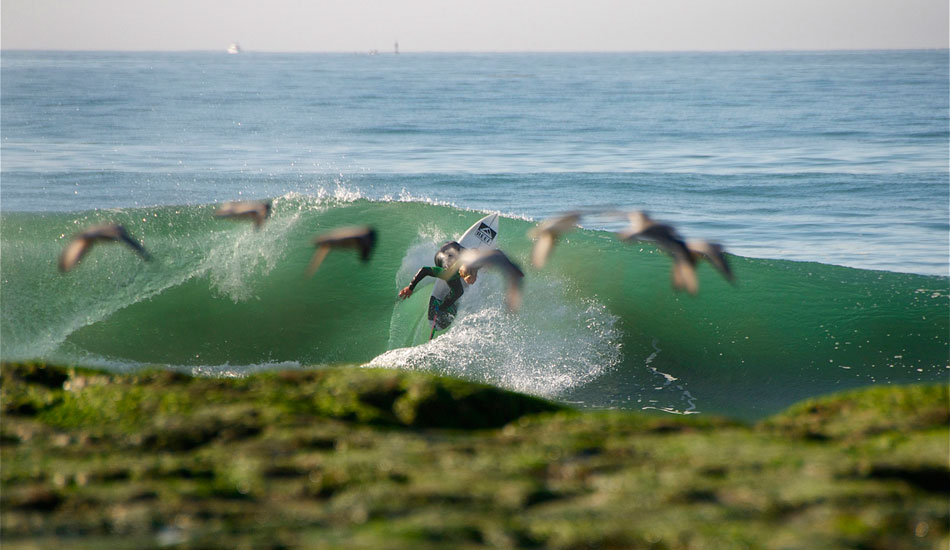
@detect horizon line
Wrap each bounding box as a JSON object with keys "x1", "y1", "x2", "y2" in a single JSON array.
[{"x1": 2, "y1": 46, "x2": 948, "y2": 55}]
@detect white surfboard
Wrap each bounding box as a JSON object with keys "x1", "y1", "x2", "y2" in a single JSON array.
[{"x1": 431, "y1": 212, "x2": 500, "y2": 301}]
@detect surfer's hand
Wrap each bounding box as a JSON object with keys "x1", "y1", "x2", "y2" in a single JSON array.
[{"x1": 398, "y1": 286, "x2": 413, "y2": 299}]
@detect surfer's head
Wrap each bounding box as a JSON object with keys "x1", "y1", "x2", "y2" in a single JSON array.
[{"x1": 434, "y1": 241, "x2": 463, "y2": 268}]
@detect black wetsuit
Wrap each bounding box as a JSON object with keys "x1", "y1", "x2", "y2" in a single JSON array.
[
  {"x1": 407, "y1": 241, "x2": 465, "y2": 330},
  {"x1": 406, "y1": 266, "x2": 464, "y2": 329}
]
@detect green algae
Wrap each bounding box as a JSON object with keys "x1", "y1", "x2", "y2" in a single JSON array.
[
  {"x1": 760, "y1": 383, "x2": 950, "y2": 441},
  {"x1": 1, "y1": 362, "x2": 947, "y2": 550}
]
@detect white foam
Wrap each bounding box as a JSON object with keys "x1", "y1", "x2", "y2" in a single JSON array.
[
  {"x1": 371, "y1": 270, "x2": 623, "y2": 398},
  {"x1": 392, "y1": 188, "x2": 459, "y2": 209},
  {"x1": 188, "y1": 360, "x2": 305, "y2": 378},
  {"x1": 34, "y1": 344, "x2": 305, "y2": 377},
  {"x1": 639, "y1": 339, "x2": 700, "y2": 415}
]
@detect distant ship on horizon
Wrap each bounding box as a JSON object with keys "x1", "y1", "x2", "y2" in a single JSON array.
[{"x1": 227, "y1": 43, "x2": 241, "y2": 54}]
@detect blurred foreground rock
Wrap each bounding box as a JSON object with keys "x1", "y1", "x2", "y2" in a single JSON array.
[{"x1": 2, "y1": 362, "x2": 947, "y2": 550}]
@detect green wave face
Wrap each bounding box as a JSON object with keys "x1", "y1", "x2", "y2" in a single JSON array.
[{"x1": 2, "y1": 196, "x2": 947, "y2": 419}]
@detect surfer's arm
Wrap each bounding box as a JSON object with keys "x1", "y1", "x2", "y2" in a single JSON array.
[
  {"x1": 409, "y1": 267, "x2": 439, "y2": 290},
  {"x1": 399, "y1": 267, "x2": 439, "y2": 299}
]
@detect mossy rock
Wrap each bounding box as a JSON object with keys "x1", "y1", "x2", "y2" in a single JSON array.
[
  {"x1": 3, "y1": 362, "x2": 948, "y2": 550},
  {"x1": 1, "y1": 362, "x2": 71, "y2": 389},
  {"x1": 0, "y1": 362, "x2": 563, "y2": 432},
  {"x1": 760, "y1": 383, "x2": 949, "y2": 440},
  {"x1": 288, "y1": 367, "x2": 564, "y2": 429}
]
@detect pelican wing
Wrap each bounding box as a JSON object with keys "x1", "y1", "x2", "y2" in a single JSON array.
[
  {"x1": 460, "y1": 249, "x2": 525, "y2": 279},
  {"x1": 531, "y1": 211, "x2": 581, "y2": 237},
  {"x1": 637, "y1": 223, "x2": 691, "y2": 260},
  {"x1": 313, "y1": 226, "x2": 377, "y2": 262},
  {"x1": 671, "y1": 260, "x2": 699, "y2": 295},
  {"x1": 505, "y1": 282, "x2": 524, "y2": 312},
  {"x1": 59, "y1": 238, "x2": 92, "y2": 272},
  {"x1": 529, "y1": 212, "x2": 581, "y2": 269},
  {"x1": 687, "y1": 240, "x2": 734, "y2": 282},
  {"x1": 531, "y1": 233, "x2": 556, "y2": 269},
  {"x1": 117, "y1": 230, "x2": 152, "y2": 261},
  {"x1": 453, "y1": 249, "x2": 525, "y2": 311},
  {"x1": 305, "y1": 245, "x2": 332, "y2": 278}
]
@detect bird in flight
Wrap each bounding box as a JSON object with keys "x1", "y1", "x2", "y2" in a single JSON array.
[
  {"x1": 214, "y1": 200, "x2": 272, "y2": 228},
  {"x1": 444, "y1": 248, "x2": 525, "y2": 311},
  {"x1": 59, "y1": 223, "x2": 152, "y2": 273},
  {"x1": 528, "y1": 211, "x2": 583, "y2": 269},
  {"x1": 306, "y1": 225, "x2": 378, "y2": 277}
]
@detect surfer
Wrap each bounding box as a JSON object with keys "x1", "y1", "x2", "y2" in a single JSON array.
[{"x1": 397, "y1": 241, "x2": 477, "y2": 330}]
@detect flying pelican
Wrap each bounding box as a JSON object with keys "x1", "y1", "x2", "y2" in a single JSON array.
[
  {"x1": 59, "y1": 224, "x2": 152, "y2": 273},
  {"x1": 214, "y1": 200, "x2": 272, "y2": 228},
  {"x1": 444, "y1": 248, "x2": 525, "y2": 311},
  {"x1": 615, "y1": 210, "x2": 700, "y2": 294},
  {"x1": 616, "y1": 211, "x2": 692, "y2": 257},
  {"x1": 528, "y1": 211, "x2": 582, "y2": 269},
  {"x1": 306, "y1": 226, "x2": 377, "y2": 277}
]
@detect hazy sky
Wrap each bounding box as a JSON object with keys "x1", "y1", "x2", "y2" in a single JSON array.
[{"x1": 2, "y1": 0, "x2": 947, "y2": 52}]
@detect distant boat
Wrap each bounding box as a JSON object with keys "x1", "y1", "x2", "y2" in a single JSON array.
[
  {"x1": 227, "y1": 43, "x2": 241, "y2": 54},
  {"x1": 394, "y1": 41, "x2": 399, "y2": 55}
]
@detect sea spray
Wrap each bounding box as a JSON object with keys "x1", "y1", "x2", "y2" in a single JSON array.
[{"x1": 373, "y1": 267, "x2": 623, "y2": 397}]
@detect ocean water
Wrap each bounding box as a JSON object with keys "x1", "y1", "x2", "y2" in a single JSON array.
[{"x1": 2, "y1": 50, "x2": 947, "y2": 420}]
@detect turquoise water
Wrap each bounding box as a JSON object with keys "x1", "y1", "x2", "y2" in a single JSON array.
[
  {"x1": 1, "y1": 51, "x2": 947, "y2": 419},
  {"x1": 2, "y1": 197, "x2": 946, "y2": 419}
]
